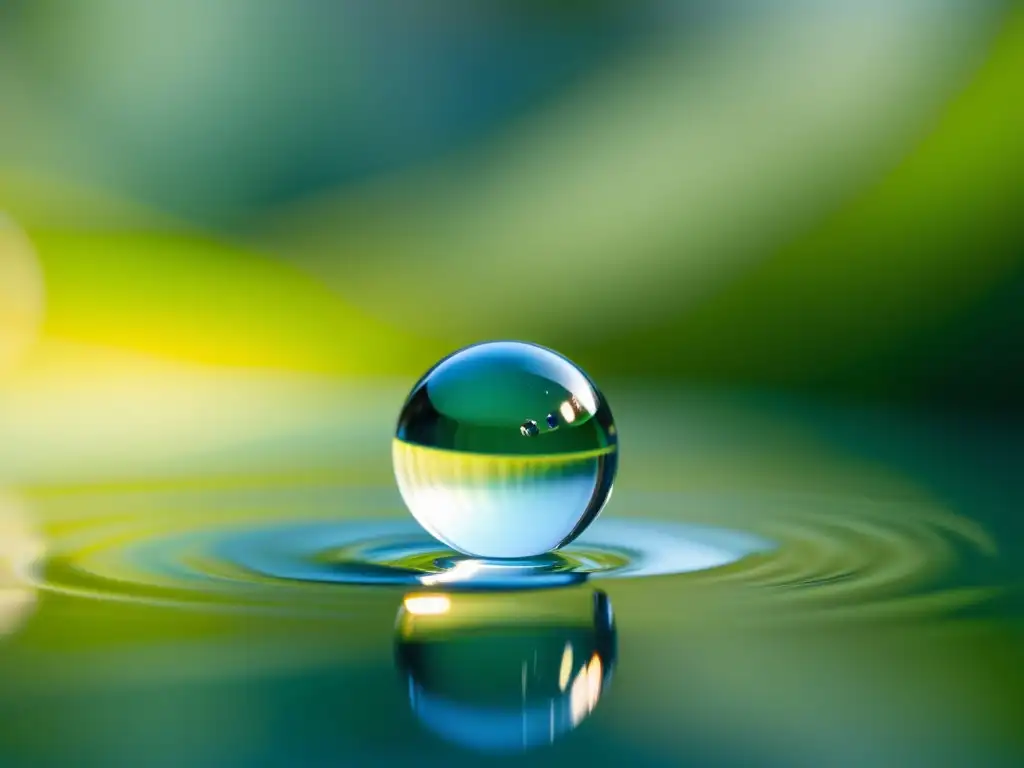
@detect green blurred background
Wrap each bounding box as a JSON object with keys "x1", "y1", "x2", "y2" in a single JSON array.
[
  {"x1": 2, "y1": 0, "x2": 1022, "y2": 420},
  {"x1": 2, "y1": 4, "x2": 1024, "y2": 765}
]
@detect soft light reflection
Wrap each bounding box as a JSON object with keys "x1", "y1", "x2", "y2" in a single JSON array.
[
  {"x1": 569, "y1": 663, "x2": 589, "y2": 726},
  {"x1": 569, "y1": 652, "x2": 606, "y2": 726},
  {"x1": 558, "y1": 642, "x2": 574, "y2": 692},
  {"x1": 0, "y1": 213, "x2": 45, "y2": 374},
  {"x1": 586, "y1": 653, "x2": 603, "y2": 709},
  {"x1": 559, "y1": 400, "x2": 578, "y2": 425},
  {"x1": 0, "y1": 491, "x2": 43, "y2": 638},
  {"x1": 403, "y1": 594, "x2": 452, "y2": 616},
  {"x1": 419, "y1": 560, "x2": 482, "y2": 586}
]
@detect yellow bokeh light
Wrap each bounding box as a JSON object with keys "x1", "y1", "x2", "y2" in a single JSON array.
[
  {"x1": 0, "y1": 213, "x2": 45, "y2": 374},
  {"x1": 0, "y1": 492, "x2": 43, "y2": 638},
  {"x1": 403, "y1": 594, "x2": 452, "y2": 616}
]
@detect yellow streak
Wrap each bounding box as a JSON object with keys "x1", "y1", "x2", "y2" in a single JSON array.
[
  {"x1": 403, "y1": 594, "x2": 451, "y2": 616},
  {"x1": 392, "y1": 438, "x2": 615, "y2": 464},
  {"x1": 558, "y1": 642, "x2": 574, "y2": 692}
]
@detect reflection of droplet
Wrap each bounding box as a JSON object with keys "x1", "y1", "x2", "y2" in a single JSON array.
[
  {"x1": 395, "y1": 588, "x2": 616, "y2": 754},
  {"x1": 0, "y1": 213, "x2": 45, "y2": 373},
  {"x1": 0, "y1": 492, "x2": 43, "y2": 638},
  {"x1": 394, "y1": 341, "x2": 618, "y2": 559}
]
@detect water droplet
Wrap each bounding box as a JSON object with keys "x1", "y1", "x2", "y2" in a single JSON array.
[{"x1": 394, "y1": 341, "x2": 618, "y2": 559}]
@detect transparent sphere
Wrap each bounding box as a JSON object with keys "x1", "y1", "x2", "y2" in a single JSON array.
[
  {"x1": 395, "y1": 589, "x2": 616, "y2": 753},
  {"x1": 393, "y1": 341, "x2": 618, "y2": 559}
]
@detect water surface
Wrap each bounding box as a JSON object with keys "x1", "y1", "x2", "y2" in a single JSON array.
[{"x1": 0, "y1": 386, "x2": 1021, "y2": 766}]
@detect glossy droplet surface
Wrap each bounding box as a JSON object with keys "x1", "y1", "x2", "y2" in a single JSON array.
[{"x1": 393, "y1": 341, "x2": 618, "y2": 559}]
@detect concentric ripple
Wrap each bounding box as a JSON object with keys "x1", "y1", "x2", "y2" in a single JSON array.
[{"x1": 20, "y1": 488, "x2": 1001, "y2": 620}]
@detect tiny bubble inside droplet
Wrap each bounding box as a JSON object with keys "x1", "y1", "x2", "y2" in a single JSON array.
[{"x1": 546, "y1": 413, "x2": 559, "y2": 428}]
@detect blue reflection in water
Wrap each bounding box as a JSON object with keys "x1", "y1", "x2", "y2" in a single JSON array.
[{"x1": 395, "y1": 589, "x2": 616, "y2": 753}]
